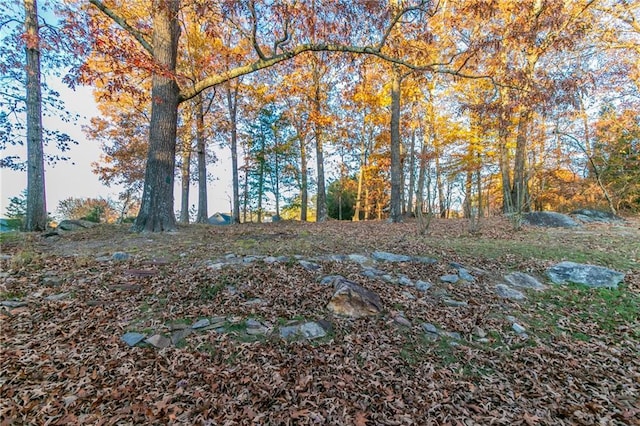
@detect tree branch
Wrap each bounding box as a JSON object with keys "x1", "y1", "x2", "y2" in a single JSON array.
[
  {"x1": 88, "y1": 0, "x2": 153, "y2": 56},
  {"x1": 249, "y1": 0, "x2": 266, "y2": 60}
]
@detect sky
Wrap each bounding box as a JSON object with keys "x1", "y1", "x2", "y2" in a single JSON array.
[{"x1": 0, "y1": 79, "x2": 234, "y2": 220}]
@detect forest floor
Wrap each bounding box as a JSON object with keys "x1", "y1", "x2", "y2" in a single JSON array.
[{"x1": 1, "y1": 216, "x2": 639, "y2": 425}]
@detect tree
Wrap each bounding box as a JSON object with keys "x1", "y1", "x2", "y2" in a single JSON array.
[{"x1": 56, "y1": 197, "x2": 116, "y2": 222}]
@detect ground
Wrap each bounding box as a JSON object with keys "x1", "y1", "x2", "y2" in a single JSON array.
[{"x1": 0, "y1": 217, "x2": 639, "y2": 425}]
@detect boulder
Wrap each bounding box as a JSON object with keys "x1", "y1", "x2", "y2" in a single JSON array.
[
  {"x1": 279, "y1": 321, "x2": 329, "y2": 340},
  {"x1": 326, "y1": 277, "x2": 382, "y2": 318},
  {"x1": 503, "y1": 272, "x2": 545, "y2": 290},
  {"x1": 57, "y1": 219, "x2": 98, "y2": 231},
  {"x1": 372, "y1": 251, "x2": 412, "y2": 262},
  {"x1": 571, "y1": 209, "x2": 624, "y2": 224},
  {"x1": 495, "y1": 284, "x2": 526, "y2": 300},
  {"x1": 522, "y1": 212, "x2": 580, "y2": 228},
  {"x1": 546, "y1": 261, "x2": 625, "y2": 289}
]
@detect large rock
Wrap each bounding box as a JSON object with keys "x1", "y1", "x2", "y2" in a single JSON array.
[
  {"x1": 547, "y1": 261, "x2": 625, "y2": 289},
  {"x1": 522, "y1": 212, "x2": 579, "y2": 228},
  {"x1": 57, "y1": 219, "x2": 98, "y2": 231},
  {"x1": 571, "y1": 209, "x2": 624, "y2": 224},
  {"x1": 372, "y1": 251, "x2": 412, "y2": 262},
  {"x1": 326, "y1": 277, "x2": 382, "y2": 318}
]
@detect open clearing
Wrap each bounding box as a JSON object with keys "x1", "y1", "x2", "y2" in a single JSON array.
[{"x1": 1, "y1": 217, "x2": 639, "y2": 424}]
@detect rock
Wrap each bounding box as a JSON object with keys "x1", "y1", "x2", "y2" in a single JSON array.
[
  {"x1": 42, "y1": 276, "x2": 63, "y2": 286},
  {"x1": 299, "y1": 260, "x2": 321, "y2": 271},
  {"x1": 207, "y1": 262, "x2": 226, "y2": 271},
  {"x1": 442, "y1": 299, "x2": 468, "y2": 307},
  {"x1": 242, "y1": 298, "x2": 267, "y2": 306},
  {"x1": 171, "y1": 328, "x2": 193, "y2": 345},
  {"x1": 457, "y1": 269, "x2": 475, "y2": 282},
  {"x1": 504, "y1": 272, "x2": 545, "y2": 290},
  {"x1": 398, "y1": 275, "x2": 413, "y2": 286},
  {"x1": 401, "y1": 291, "x2": 416, "y2": 300},
  {"x1": 512, "y1": 323, "x2": 526, "y2": 334},
  {"x1": 57, "y1": 219, "x2": 98, "y2": 231},
  {"x1": 394, "y1": 315, "x2": 412, "y2": 327},
  {"x1": 495, "y1": 284, "x2": 526, "y2": 300},
  {"x1": 547, "y1": 261, "x2": 625, "y2": 289},
  {"x1": 44, "y1": 292, "x2": 70, "y2": 301},
  {"x1": 320, "y1": 275, "x2": 344, "y2": 286},
  {"x1": 280, "y1": 321, "x2": 329, "y2": 340},
  {"x1": 347, "y1": 254, "x2": 370, "y2": 264},
  {"x1": 145, "y1": 334, "x2": 172, "y2": 348},
  {"x1": 522, "y1": 211, "x2": 580, "y2": 228},
  {"x1": 421, "y1": 322, "x2": 439, "y2": 340},
  {"x1": 246, "y1": 319, "x2": 270, "y2": 335},
  {"x1": 440, "y1": 274, "x2": 459, "y2": 284},
  {"x1": 361, "y1": 267, "x2": 385, "y2": 278},
  {"x1": 413, "y1": 256, "x2": 438, "y2": 264},
  {"x1": 0, "y1": 300, "x2": 27, "y2": 308},
  {"x1": 111, "y1": 252, "x2": 131, "y2": 261},
  {"x1": 326, "y1": 277, "x2": 383, "y2": 318},
  {"x1": 382, "y1": 274, "x2": 398, "y2": 284},
  {"x1": 473, "y1": 327, "x2": 487, "y2": 338},
  {"x1": 571, "y1": 209, "x2": 624, "y2": 224},
  {"x1": 242, "y1": 256, "x2": 259, "y2": 264},
  {"x1": 415, "y1": 280, "x2": 432, "y2": 292},
  {"x1": 442, "y1": 331, "x2": 462, "y2": 341},
  {"x1": 372, "y1": 251, "x2": 412, "y2": 262},
  {"x1": 192, "y1": 318, "x2": 211, "y2": 329},
  {"x1": 263, "y1": 256, "x2": 278, "y2": 264},
  {"x1": 121, "y1": 332, "x2": 145, "y2": 347}
]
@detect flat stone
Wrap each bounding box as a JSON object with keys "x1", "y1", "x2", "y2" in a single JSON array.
[
  {"x1": 347, "y1": 254, "x2": 370, "y2": 264},
  {"x1": 246, "y1": 318, "x2": 263, "y2": 328},
  {"x1": 495, "y1": 284, "x2": 526, "y2": 300},
  {"x1": 44, "y1": 292, "x2": 70, "y2": 301},
  {"x1": 372, "y1": 251, "x2": 412, "y2": 262},
  {"x1": 504, "y1": 272, "x2": 545, "y2": 290},
  {"x1": 145, "y1": 334, "x2": 172, "y2": 349},
  {"x1": 263, "y1": 256, "x2": 278, "y2": 264},
  {"x1": 571, "y1": 209, "x2": 624, "y2": 224},
  {"x1": 547, "y1": 261, "x2": 625, "y2": 289},
  {"x1": 121, "y1": 332, "x2": 145, "y2": 347},
  {"x1": 421, "y1": 322, "x2": 439, "y2": 334},
  {"x1": 1, "y1": 300, "x2": 28, "y2": 308},
  {"x1": 415, "y1": 280, "x2": 432, "y2": 292},
  {"x1": 401, "y1": 291, "x2": 416, "y2": 300},
  {"x1": 112, "y1": 252, "x2": 131, "y2": 261},
  {"x1": 243, "y1": 256, "x2": 258, "y2": 263},
  {"x1": 192, "y1": 318, "x2": 211, "y2": 329},
  {"x1": 394, "y1": 315, "x2": 412, "y2": 327},
  {"x1": 413, "y1": 256, "x2": 438, "y2": 264},
  {"x1": 299, "y1": 322, "x2": 328, "y2": 339},
  {"x1": 512, "y1": 323, "x2": 526, "y2": 334},
  {"x1": 442, "y1": 299, "x2": 468, "y2": 307},
  {"x1": 440, "y1": 274, "x2": 459, "y2": 284},
  {"x1": 279, "y1": 325, "x2": 301, "y2": 339},
  {"x1": 42, "y1": 276, "x2": 63, "y2": 286},
  {"x1": 398, "y1": 275, "x2": 413, "y2": 286},
  {"x1": 207, "y1": 262, "x2": 225, "y2": 271},
  {"x1": 442, "y1": 331, "x2": 462, "y2": 340},
  {"x1": 320, "y1": 275, "x2": 344, "y2": 286},
  {"x1": 382, "y1": 274, "x2": 398, "y2": 284},
  {"x1": 458, "y1": 269, "x2": 475, "y2": 282},
  {"x1": 361, "y1": 267, "x2": 385, "y2": 278},
  {"x1": 299, "y1": 260, "x2": 321, "y2": 271}
]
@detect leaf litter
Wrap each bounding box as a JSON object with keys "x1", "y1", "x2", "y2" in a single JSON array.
[{"x1": 0, "y1": 217, "x2": 638, "y2": 424}]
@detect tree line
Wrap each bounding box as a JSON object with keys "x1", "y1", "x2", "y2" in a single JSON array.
[{"x1": 1, "y1": 0, "x2": 638, "y2": 231}]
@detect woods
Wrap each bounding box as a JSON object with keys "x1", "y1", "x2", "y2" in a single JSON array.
[{"x1": 1, "y1": 1, "x2": 638, "y2": 230}]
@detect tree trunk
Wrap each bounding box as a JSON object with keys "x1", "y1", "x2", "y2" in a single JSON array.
[
  {"x1": 406, "y1": 128, "x2": 416, "y2": 215},
  {"x1": 24, "y1": 0, "x2": 47, "y2": 232},
  {"x1": 179, "y1": 136, "x2": 191, "y2": 224},
  {"x1": 511, "y1": 110, "x2": 531, "y2": 213},
  {"x1": 313, "y1": 71, "x2": 327, "y2": 222},
  {"x1": 195, "y1": 95, "x2": 209, "y2": 223},
  {"x1": 499, "y1": 126, "x2": 513, "y2": 214},
  {"x1": 226, "y1": 83, "x2": 241, "y2": 223},
  {"x1": 299, "y1": 133, "x2": 308, "y2": 221},
  {"x1": 389, "y1": 65, "x2": 402, "y2": 223},
  {"x1": 133, "y1": 0, "x2": 180, "y2": 232}
]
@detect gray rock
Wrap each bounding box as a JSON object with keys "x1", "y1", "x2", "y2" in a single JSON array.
[
  {"x1": 347, "y1": 254, "x2": 370, "y2": 264},
  {"x1": 442, "y1": 299, "x2": 468, "y2": 307},
  {"x1": 299, "y1": 260, "x2": 321, "y2": 271},
  {"x1": 280, "y1": 321, "x2": 328, "y2": 340},
  {"x1": 522, "y1": 211, "x2": 580, "y2": 228},
  {"x1": 320, "y1": 275, "x2": 344, "y2": 286},
  {"x1": 571, "y1": 209, "x2": 624, "y2": 224},
  {"x1": 121, "y1": 332, "x2": 146, "y2": 347},
  {"x1": 192, "y1": 318, "x2": 211, "y2": 329},
  {"x1": 512, "y1": 323, "x2": 526, "y2": 334},
  {"x1": 413, "y1": 256, "x2": 438, "y2": 264},
  {"x1": 243, "y1": 256, "x2": 259, "y2": 264},
  {"x1": 361, "y1": 267, "x2": 385, "y2": 278},
  {"x1": 415, "y1": 280, "x2": 432, "y2": 292},
  {"x1": 398, "y1": 275, "x2": 413, "y2": 286},
  {"x1": 372, "y1": 251, "x2": 412, "y2": 262},
  {"x1": 44, "y1": 292, "x2": 70, "y2": 301},
  {"x1": 382, "y1": 274, "x2": 398, "y2": 284},
  {"x1": 440, "y1": 274, "x2": 459, "y2": 284},
  {"x1": 145, "y1": 334, "x2": 172, "y2": 348},
  {"x1": 394, "y1": 315, "x2": 412, "y2": 327},
  {"x1": 421, "y1": 322, "x2": 438, "y2": 334},
  {"x1": 57, "y1": 219, "x2": 98, "y2": 231},
  {"x1": 458, "y1": 269, "x2": 475, "y2": 282},
  {"x1": 242, "y1": 298, "x2": 267, "y2": 306},
  {"x1": 112, "y1": 252, "x2": 131, "y2": 261},
  {"x1": 401, "y1": 291, "x2": 416, "y2": 300},
  {"x1": 263, "y1": 256, "x2": 278, "y2": 264},
  {"x1": 547, "y1": 261, "x2": 625, "y2": 289},
  {"x1": 246, "y1": 319, "x2": 270, "y2": 335},
  {"x1": 0, "y1": 300, "x2": 28, "y2": 308},
  {"x1": 504, "y1": 272, "x2": 545, "y2": 290},
  {"x1": 495, "y1": 284, "x2": 526, "y2": 300},
  {"x1": 442, "y1": 331, "x2": 462, "y2": 340},
  {"x1": 42, "y1": 276, "x2": 62, "y2": 287},
  {"x1": 207, "y1": 262, "x2": 226, "y2": 270}
]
